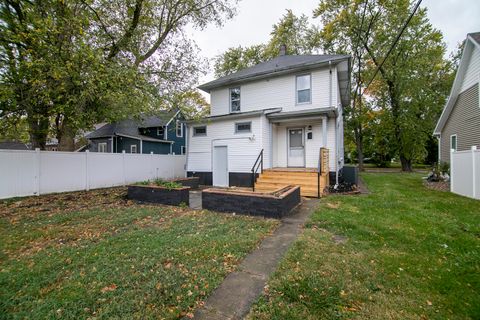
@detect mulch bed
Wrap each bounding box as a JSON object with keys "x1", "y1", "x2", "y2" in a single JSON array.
[{"x1": 423, "y1": 180, "x2": 450, "y2": 192}]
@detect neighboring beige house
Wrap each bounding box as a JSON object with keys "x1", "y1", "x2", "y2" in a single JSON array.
[{"x1": 434, "y1": 32, "x2": 480, "y2": 163}]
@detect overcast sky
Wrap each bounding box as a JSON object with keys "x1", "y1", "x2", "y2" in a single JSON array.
[{"x1": 188, "y1": 0, "x2": 480, "y2": 86}]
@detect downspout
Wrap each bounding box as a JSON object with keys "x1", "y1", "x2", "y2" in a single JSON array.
[
  {"x1": 111, "y1": 136, "x2": 114, "y2": 153},
  {"x1": 185, "y1": 126, "x2": 189, "y2": 177},
  {"x1": 329, "y1": 60, "x2": 339, "y2": 187},
  {"x1": 140, "y1": 139, "x2": 143, "y2": 154}
]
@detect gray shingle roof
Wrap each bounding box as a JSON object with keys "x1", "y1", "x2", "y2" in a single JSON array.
[
  {"x1": 86, "y1": 111, "x2": 177, "y2": 140},
  {"x1": 198, "y1": 54, "x2": 350, "y2": 92},
  {"x1": 469, "y1": 32, "x2": 480, "y2": 45},
  {"x1": 0, "y1": 141, "x2": 29, "y2": 150}
]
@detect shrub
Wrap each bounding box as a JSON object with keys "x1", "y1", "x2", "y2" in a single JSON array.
[{"x1": 439, "y1": 161, "x2": 450, "y2": 174}]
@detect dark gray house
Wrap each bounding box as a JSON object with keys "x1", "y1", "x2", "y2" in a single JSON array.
[
  {"x1": 434, "y1": 32, "x2": 480, "y2": 163},
  {"x1": 0, "y1": 141, "x2": 29, "y2": 150},
  {"x1": 86, "y1": 110, "x2": 186, "y2": 155}
]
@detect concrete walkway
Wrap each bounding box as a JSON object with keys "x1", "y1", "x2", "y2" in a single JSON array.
[{"x1": 193, "y1": 199, "x2": 319, "y2": 320}]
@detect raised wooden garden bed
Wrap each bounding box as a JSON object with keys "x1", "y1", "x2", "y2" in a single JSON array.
[
  {"x1": 202, "y1": 185, "x2": 301, "y2": 219},
  {"x1": 127, "y1": 185, "x2": 190, "y2": 206},
  {"x1": 172, "y1": 177, "x2": 200, "y2": 189}
]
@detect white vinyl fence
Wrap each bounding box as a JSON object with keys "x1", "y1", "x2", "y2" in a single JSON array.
[
  {"x1": 450, "y1": 146, "x2": 480, "y2": 200},
  {"x1": 0, "y1": 149, "x2": 186, "y2": 200}
]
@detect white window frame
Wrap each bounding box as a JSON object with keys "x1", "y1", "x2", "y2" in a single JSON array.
[
  {"x1": 234, "y1": 121, "x2": 252, "y2": 134},
  {"x1": 157, "y1": 127, "x2": 165, "y2": 138},
  {"x1": 193, "y1": 126, "x2": 207, "y2": 137},
  {"x1": 98, "y1": 142, "x2": 107, "y2": 153},
  {"x1": 450, "y1": 134, "x2": 457, "y2": 151},
  {"x1": 176, "y1": 120, "x2": 183, "y2": 138},
  {"x1": 229, "y1": 87, "x2": 241, "y2": 113},
  {"x1": 296, "y1": 74, "x2": 312, "y2": 105},
  {"x1": 181, "y1": 145, "x2": 186, "y2": 155},
  {"x1": 130, "y1": 144, "x2": 138, "y2": 153}
]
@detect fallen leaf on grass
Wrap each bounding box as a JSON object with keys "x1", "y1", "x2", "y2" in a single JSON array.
[
  {"x1": 427, "y1": 300, "x2": 433, "y2": 306},
  {"x1": 101, "y1": 284, "x2": 117, "y2": 293}
]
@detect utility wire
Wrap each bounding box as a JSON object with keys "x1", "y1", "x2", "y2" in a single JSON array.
[{"x1": 361, "y1": 0, "x2": 423, "y2": 95}]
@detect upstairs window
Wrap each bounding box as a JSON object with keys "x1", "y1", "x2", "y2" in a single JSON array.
[
  {"x1": 176, "y1": 120, "x2": 183, "y2": 137},
  {"x1": 450, "y1": 134, "x2": 457, "y2": 151},
  {"x1": 296, "y1": 74, "x2": 311, "y2": 104},
  {"x1": 193, "y1": 126, "x2": 207, "y2": 137},
  {"x1": 235, "y1": 122, "x2": 251, "y2": 133},
  {"x1": 230, "y1": 87, "x2": 241, "y2": 112}
]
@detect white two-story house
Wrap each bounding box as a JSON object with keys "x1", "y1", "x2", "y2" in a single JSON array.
[{"x1": 186, "y1": 48, "x2": 351, "y2": 197}]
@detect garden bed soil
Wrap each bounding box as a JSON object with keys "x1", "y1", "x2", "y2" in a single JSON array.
[
  {"x1": 202, "y1": 185, "x2": 301, "y2": 219},
  {"x1": 423, "y1": 180, "x2": 450, "y2": 192},
  {"x1": 127, "y1": 185, "x2": 190, "y2": 206},
  {"x1": 172, "y1": 177, "x2": 200, "y2": 189}
]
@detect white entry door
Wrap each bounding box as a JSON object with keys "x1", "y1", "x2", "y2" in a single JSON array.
[
  {"x1": 288, "y1": 128, "x2": 305, "y2": 167},
  {"x1": 213, "y1": 146, "x2": 229, "y2": 187}
]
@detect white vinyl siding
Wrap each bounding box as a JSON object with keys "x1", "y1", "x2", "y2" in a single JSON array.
[
  {"x1": 187, "y1": 116, "x2": 262, "y2": 173},
  {"x1": 460, "y1": 45, "x2": 480, "y2": 92},
  {"x1": 209, "y1": 66, "x2": 338, "y2": 116}
]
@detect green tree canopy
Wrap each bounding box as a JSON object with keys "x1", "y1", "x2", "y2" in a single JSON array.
[
  {"x1": 214, "y1": 9, "x2": 319, "y2": 77},
  {"x1": 0, "y1": 0, "x2": 234, "y2": 149}
]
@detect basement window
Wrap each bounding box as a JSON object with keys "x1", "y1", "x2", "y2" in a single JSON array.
[
  {"x1": 193, "y1": 126, "x2": 207, "y2": 137},
  {"x1": 235, "y1": 122, "x2": 251, "y2": 133}
]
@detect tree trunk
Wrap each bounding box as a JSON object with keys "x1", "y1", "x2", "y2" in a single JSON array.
[
  {"x1": 400, "y1": 156, "x2": 413, "y2": 172},
  {"x1": 354, "y1": 126, "x2": 365, "y2": 171},
  {"x1": 57, "y1": 117, "x2": 76, "y2": 151},
  {"x1": 28, "y1": 116, "x2": 49, "y2": 150}
]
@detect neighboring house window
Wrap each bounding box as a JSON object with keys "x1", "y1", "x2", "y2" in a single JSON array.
[
  {"x1": 235, "y1": 122, "x2": 251, "y2": 133},
  {"x1": 130, "y1": 145, "x2": 137, "y2": 153},
  {"x1": 181, "y1": 146, "x2": 186, "y2": 155},
  {"x1": 296, "y1": 74, "x2": 311, "y2": 104},
  {"x1": 98, "y1": 142, "x2": 107, "y2": 153},
  {"x1": 450, "y1": 134, "x2": 457, "y2": 151},
  {"x1": 176, "y1": 120, "x2": 183, "y2": 137},
  {"x1": 193, "y1": 126, "x2": 207, "y2": 136},
  {"x1": 230, "y1": 87, "x2": 241, "y2": 112},
  {"x1": 157, "y1": 127, "x2": 165, "y2": 138}
]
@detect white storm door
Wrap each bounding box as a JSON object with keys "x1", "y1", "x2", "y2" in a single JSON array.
[
  {"x1": 213, "y1": 146, "x2": 229, "y2": 187},
  {"x1": 288, "y1": 128, "x2": 305, "y2": 167}
]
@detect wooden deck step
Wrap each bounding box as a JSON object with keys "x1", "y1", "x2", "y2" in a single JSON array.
[{"x1": 255, "y1": 169, "x2": 328, "y2": 198}]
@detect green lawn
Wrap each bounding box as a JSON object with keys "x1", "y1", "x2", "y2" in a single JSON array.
[
  {"x1": 249, "y1": 173, "x2": 479, "y2": 319},
  {"x1": 0, "y1": 188, "x2": 278, "y2": 319}
]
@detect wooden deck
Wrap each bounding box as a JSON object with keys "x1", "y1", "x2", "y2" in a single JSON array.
[{"x1": 254, "y1": 168, "x2": 329, "y2": 198}]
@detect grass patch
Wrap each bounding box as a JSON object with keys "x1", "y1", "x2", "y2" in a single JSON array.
[
  {"x1": 249, "y1": 173, "x2": 479, "y2": 319},
  {"x1": 0, "y1": 188, "x2": 278, "y2": 319}
]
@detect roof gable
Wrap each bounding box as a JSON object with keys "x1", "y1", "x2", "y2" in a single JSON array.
[{"x1": 434, "y1": 32, "x2": 480, "y2": 135}]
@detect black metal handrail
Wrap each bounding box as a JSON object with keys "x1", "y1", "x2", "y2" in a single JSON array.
[{"x1": 251, "y1": 149, "x2": 264, "y2": 191}]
